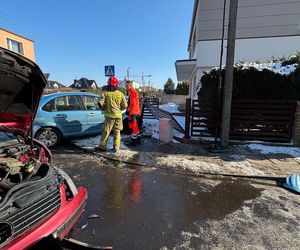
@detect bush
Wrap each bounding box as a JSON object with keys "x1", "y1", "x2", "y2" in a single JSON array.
[
  {"x1": 198, "y1": 63, "x2": 300, "y2": 101},
  {"x1": 164, "y1": 78, "x2": 175, "y2": 94},
  {"x1": 175, "y1": 82, "x2": 189, "y2": 95}
]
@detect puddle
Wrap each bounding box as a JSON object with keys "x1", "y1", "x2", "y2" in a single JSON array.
[
  {"x1": 183, "y1": 180, "x2": 262, "y2": 220},
  {"x1": 56, "y1": 152, "x2": 263, "y2": 249}
]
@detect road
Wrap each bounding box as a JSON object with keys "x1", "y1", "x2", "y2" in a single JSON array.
[{"x1": 47, "y1": 144, "x2": 300, "y2": 250}]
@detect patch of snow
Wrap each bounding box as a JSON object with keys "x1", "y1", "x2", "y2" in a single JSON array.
[
  {"x1": 72, "y1": 134, "x2": 131, "y2": 151},
  {"x1": 246, "y1": 144, "x2": 300, "y2": 159},
  {"x1": 159, "y1": 103, "x2": 180, "y2": 113},
  {"x1": 156, "y1": 155, "x2": 264, "y2": 175},
  {"x1": 173, "y1": 115, "x2": 185, "y2": 130},
  {"x1": 143, "y1": 119, "x2": 159, "y2": 139},
  {"x1": 236, "y1": 61, "x2": 298, "y2": 75},
  {"x1": 175, "y1": 187, "x2": 300, "y2": 249}
]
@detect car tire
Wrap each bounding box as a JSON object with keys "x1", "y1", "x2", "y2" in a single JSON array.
[{"x1": 35, "y1": 127, "x2": 62, "y2": 148}]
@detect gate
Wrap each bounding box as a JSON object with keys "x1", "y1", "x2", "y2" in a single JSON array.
[{"x1": 190, "y1": 99, "x2": 297, "y2": 142}]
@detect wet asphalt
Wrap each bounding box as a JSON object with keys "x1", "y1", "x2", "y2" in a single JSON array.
[{"x1": 50, "y1": 144, "x2": 263, "y2": 250}]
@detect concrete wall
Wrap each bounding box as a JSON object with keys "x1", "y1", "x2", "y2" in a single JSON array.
[
  {"x1": 160, "y1": 95, "x2": 188, "y2": 105},
  {"x1": 293, "y1": 102, "x2": 300, "y2": 146},
  {"x1": 0, "y1": 28, "x2": 35, "y2": 61}
]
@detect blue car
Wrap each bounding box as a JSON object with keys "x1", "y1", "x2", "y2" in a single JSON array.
[{"x1": 34, "y1": 92, "x2": 105, "y2": 147}]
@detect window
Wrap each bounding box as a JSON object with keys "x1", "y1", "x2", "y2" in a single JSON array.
[
  {"x1": 7, "y1": 38, "x2": 24, "y2": 55},
  {"x1": 42, "y1": 99, "x2": 55, "y2": 112},
  {"x1": 56, "y1": 96, "x2": 82, "y2": 111},
  {"x1": 81, "y1": 96, "x2": 100, "y2": 110},
  {"x1": 42, "y1": 96, "x2": 82, "y2": 111}
]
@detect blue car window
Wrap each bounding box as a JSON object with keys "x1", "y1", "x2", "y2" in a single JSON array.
[
  {"x1": 42, "y1": 99, "x2": 55, "y2": 112},
  {"x1": 81, "y1": 95, "x2": 100, "y2": 110},
  {"x1": 55, "y1": 95, "x2": 82, "y2": 111}
]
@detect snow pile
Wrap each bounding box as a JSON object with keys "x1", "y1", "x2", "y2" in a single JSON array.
[
  {"x1": 159, "y1": 103, "x2": 180, "y2": 113},
  {"x1": 246, "y1": 144, "x2": 300, "y2": 159},
  {"x1": 236, "y1": 61, "x2": 298, "y2": 75},
  {"x1": 143, "y1": 119, "x2": 159, "y2": 139},
  {"x1": 156, "y1": 155, "x2": 264, "y2": 175},
  {"x1": 175, "y1": 187, "x2": 300, "y2": 249}
]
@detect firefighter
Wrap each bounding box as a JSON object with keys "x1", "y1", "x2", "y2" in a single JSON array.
[
  {"x1": 97, "y1": 76, "x2": 127, "y2": 153},
  {"x1": 126, "y1": 80, "x2": 141, "y2": 146}
]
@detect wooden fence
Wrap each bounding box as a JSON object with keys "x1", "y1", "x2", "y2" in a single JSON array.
[{"x1": 187, "y1": 99, "x2": 297, "y2": 142}]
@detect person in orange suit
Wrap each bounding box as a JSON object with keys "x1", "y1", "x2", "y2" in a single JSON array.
[{"x1": 126, "y1": 80, "x2": 141, "y2": 146}]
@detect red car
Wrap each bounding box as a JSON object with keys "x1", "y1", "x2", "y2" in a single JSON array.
[{"x1": 0, "y1": 48, "x2": 87, "y2": 249}]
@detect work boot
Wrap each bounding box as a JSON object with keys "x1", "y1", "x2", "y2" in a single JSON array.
[{"x1": 126, "y1": 137, "x2": 140, "y2": 147}]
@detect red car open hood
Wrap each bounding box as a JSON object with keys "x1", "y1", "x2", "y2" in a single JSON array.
[{"x1": 0, "y1": 48, "x2": 46, "y2": 138}]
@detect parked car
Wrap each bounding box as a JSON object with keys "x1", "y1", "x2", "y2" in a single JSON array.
[
  {"x1": 0, "y1": 48, "x2": 87, "y2": 249},
  {"x1": 34, "y1": 92, "x2": 105, "y2": 147}
]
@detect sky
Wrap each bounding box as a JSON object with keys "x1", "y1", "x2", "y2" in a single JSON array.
[{"x1": 0, "y1": 0, "x2": 194, "y2": 89}]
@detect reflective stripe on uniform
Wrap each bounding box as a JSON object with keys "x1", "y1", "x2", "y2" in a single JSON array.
[{"x1": 104, "y1": 113, "x2": 122, "y2": 118}]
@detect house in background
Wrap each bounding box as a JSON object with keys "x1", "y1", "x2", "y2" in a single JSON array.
[
  {"x1": 43, "y1": 73, "x2": 71, "y2": 94},
  {"x1": 175, "y1": 0, "x2": 300, "y2": 99},
  {"x1": 70, "y1": 78, "x2": 99, "y2": 90},
  {"x1": 0, "y1": 28, "x2": 35, "y2": 61}
]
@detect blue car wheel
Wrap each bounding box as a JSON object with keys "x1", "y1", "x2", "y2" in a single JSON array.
[{"x1": 35, "y1": 127, "x2": 62, "y2": 148}]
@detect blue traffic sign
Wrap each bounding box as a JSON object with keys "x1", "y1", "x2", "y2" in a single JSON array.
[{"x1": 105, "y1": 65, "x2": 115, "y2": 76}]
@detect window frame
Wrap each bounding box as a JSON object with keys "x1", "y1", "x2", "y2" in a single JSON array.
[
  {"x1": 42, "y1": 95, "x2": 85, "y2": 112},
  {"x1": 80, "y1": 95, "x2": 101, "y2": 111},
  {"x1": 6, "y1": 38, "x2": 24, "y2": 55}
]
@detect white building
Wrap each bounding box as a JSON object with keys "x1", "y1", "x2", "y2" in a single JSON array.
[
  {"x1": 118, "y1": 80, "x2": 140, "y2": 90},
  {"x1": 175, "y1": 0, "x2": 300, "y2": 99}
]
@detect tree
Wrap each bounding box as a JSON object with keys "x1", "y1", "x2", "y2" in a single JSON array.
[
  {"x1": 163, "y1": 78, "x2": 175, "y2": 94},
  {"x1": 175, "y1": 82, "x2": 189, "y2": 95}
]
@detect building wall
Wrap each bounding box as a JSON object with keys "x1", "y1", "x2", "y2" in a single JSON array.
[
  {"x1": 196, "y1": 0, "x2": 300, "y2": 41},
  {"x1": 0, "y1": 28, "x2": 35, "y2": 61},
  {"x1": 196, "y1": 35, "x2": 300, "y2": 68}
]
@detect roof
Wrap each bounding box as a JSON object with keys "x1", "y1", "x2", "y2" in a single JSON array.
[
  {"x1": 40, "y1": 92, "x2": 99, "y2": 104},
  {"x1": 70, "y1": 77, "x2": 99, "y2": 89},
  {"x1": 175, "y1": 59, "x2": 197, "y2": 82},
  {"x1": 188, "y1": 0, "x2": 199, "y2": 52},
  {"x1": 47, "y1": 80, "x2": 67, "y2": 89},
  {"x1": 0, "y1": 27, "x2": 34, "y2": 42}
]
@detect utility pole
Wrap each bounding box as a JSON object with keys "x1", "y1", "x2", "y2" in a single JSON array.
[
  {"x1": 127, "y1": 67, "x2": 130, "y2": 80},
  {"x1": 220, "y1": 0, "x2": 238, "y2": 147},
  {"x1": 142, "y1": 72, "x2": 144, "y2": 92}
]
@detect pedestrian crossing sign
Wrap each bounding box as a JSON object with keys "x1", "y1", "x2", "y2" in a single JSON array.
[{"x1": 105, "y1": 65, "x2": 115, "y2": 76}]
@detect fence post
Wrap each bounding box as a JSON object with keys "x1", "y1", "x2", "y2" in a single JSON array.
[
  {"x1": 184, "y1": 98, "x2": 191, "y2": 139},
  {"x1": 293, "y1": 101, "x2": 300, "y2": 146},
  {"x1": 140, "y1": 98, "x2": 145, "y2": 120}
]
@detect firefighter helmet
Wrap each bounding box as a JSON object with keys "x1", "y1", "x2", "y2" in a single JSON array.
[{"x1": 107, "y1": 76, "x2": 119, "y2": 87}]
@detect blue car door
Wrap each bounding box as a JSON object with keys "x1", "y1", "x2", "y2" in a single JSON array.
[
  {"x1": 80, "y1": 95, "x2": 104, "y2": 133},
  {"x1": 53, "y1": 95, "x2": 88, "y2": 135}
]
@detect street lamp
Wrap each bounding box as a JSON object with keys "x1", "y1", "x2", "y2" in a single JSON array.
[{"x1": 127, "y1": 67, "x2": 131, "y2": 81}]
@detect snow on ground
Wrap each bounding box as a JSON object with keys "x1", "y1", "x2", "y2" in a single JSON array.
[
  {"x1": 175, "y1": 186, "x2": 300, "y2": 249},
  {"x1": 246, "y1": 143, "x2": 300, "y2": 159},
  {"x1": 143, "y1": 119, "x2": 159, "y2": 139},
  {"x1": 156, "y1": 155, "x2": 264, "y2": 175},
  {"x1": 173, "y1": 115, "x2": 185, "y2": 130},
  {"x1": 159, "y1": 103, "x2": 180, "y2": 113}
]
